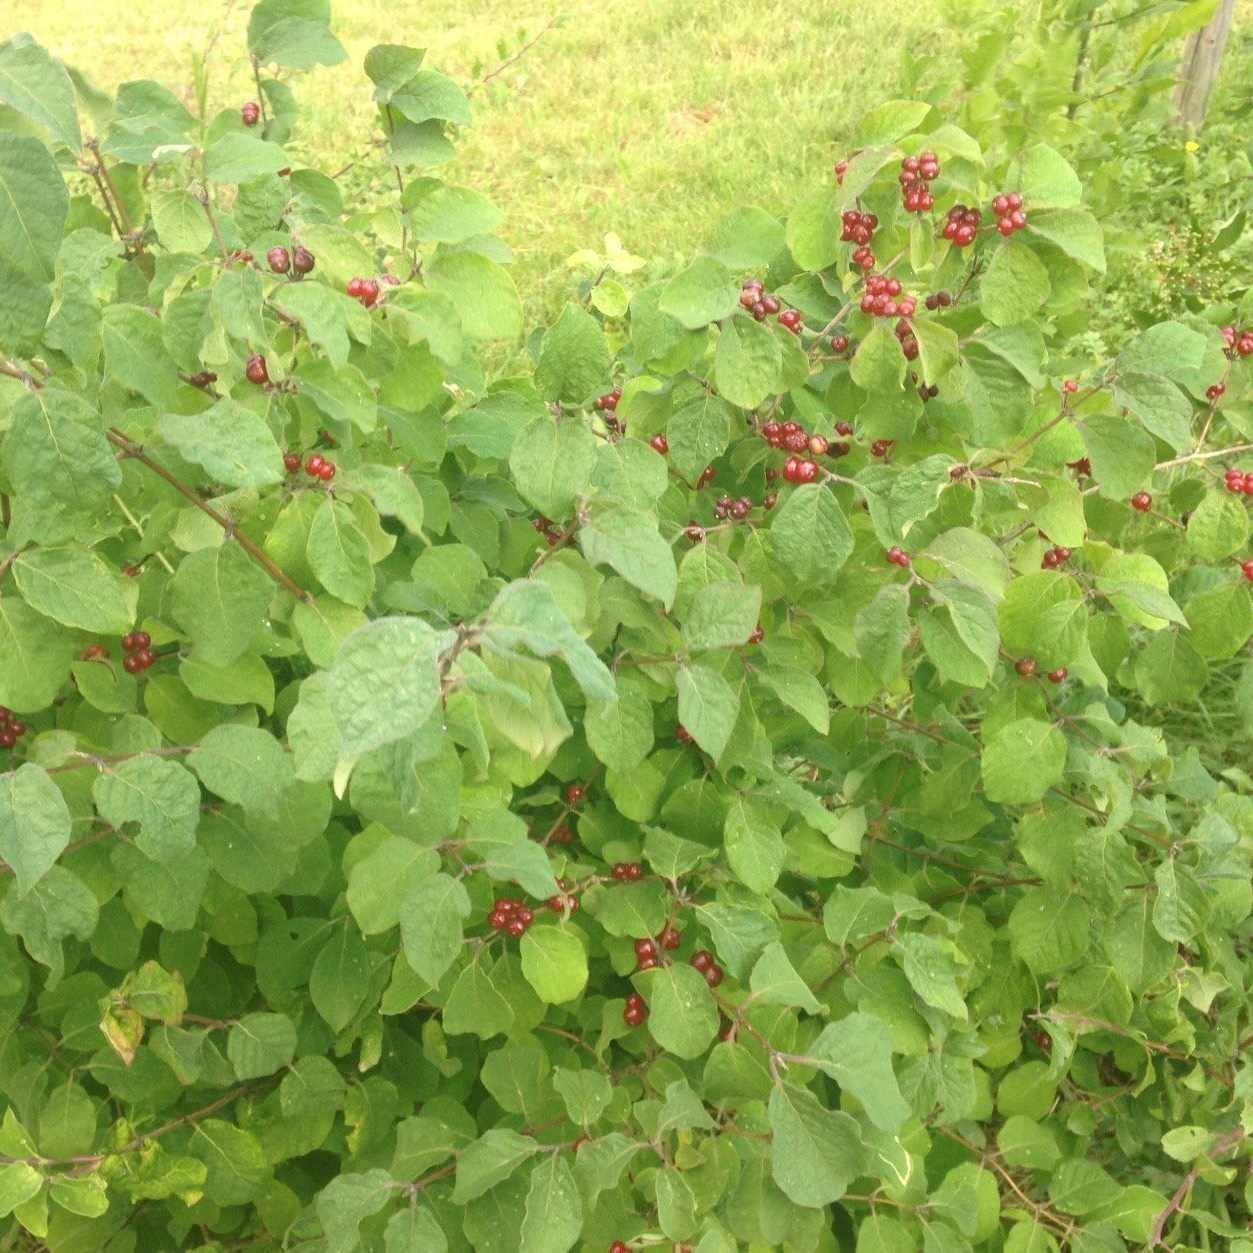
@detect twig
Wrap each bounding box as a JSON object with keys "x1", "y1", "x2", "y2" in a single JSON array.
[
  {"x1": 1156, "y1": 442, "x2": 1253, "y2": 471},
  {"x1": 472, "y1": 19, "x2": 559, "y2": 92},
  {"x1": 1144, "y1": 1126, "x2": 1245, "y2": 1248},
  {"x1": 107, "y1": 428, "x2": 311, "y2": 602}
]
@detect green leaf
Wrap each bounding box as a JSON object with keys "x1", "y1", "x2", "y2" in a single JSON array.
[
  {"x1": 1133, "y1": 631, "x2": 1207, "y2": 704},
  {"x1": 706, "y1": 205, "x2": 785, "y2": 269},
  {"x1": 316, "y1": 1170, "x2": 392, "y2": 1253},
  {"x1": 399, "y1": 872, "x2": 471, "y2": 985},
  {"x1": 682, "y1": 580, "x2": 762, "y2": 651},
  {"x1": 714, "y1": 316, "x2": 783, "y2": 409},
  {"x1": 150, "y1": 188, "x2": 212, "y2": 254},
  {"x1": 192, "y1": 726, "x2": 293, "y2": 818},
  {"x1": 204, "y1": 133, "x2": 291, "y2": 183},
  {"x1": 676, "y1": 663, "x2": 740, "y2": 760},
  {"x1": 386, "y1": 1207, "x2": 448, "y2": 1252},
  {"x1": 509, "y1": 413, "x2": 598, "y2": 521},
  {"x1": 0, "y1": 598, "x2": 76, "y2": 714},
  {"x1": 426, "y1": 251, "x2": 522, "y2": 340},
  {"x1": 536, "y1": 303, "x2": 611, "y2": 405},
  {"x1": 227, "y1": 1012, "x2": 297, "y2": 1080},
  {"x1": 912, "y1": 317, "x2": 960, "y2": 385},
  {"x1": 1012, "y1": 144, "x2": 1083, "y2": 209},
  {"x1": 169, "y1": 541, "x2": 274, "y2": 667},
  {"x1": 0, "y1": 865, "x2": 97, "y2": 983},
  {"x1": 328, "y1": 616, "x2": 453, "y2": 757},
  {"x1": 982, "y1": 718, "x2": 1068, "y2": 804},
  {"x1": 767, "y1": 1084, "x2": 865, "y2": 1207},
  {"x1": 249, "y1": 0, "x2": 347, "y2": 68},
  {"x1": 453, "y1": 1129, "x2": 541, "y2": 1203},
  {"x1": 520, "y1": 1154, "x2": 583, "y2": 1253},
  {"x1": 0, "y1": 1162, "x2": 42, "y2": 1218},
  {"x1": 854, "y1": 99, "x2": 931, "y2": 145},
  {"x1": 893, "y1": 932, "x2": 968, "y2": 1019},
  {"x1": 407, "y1": 183, "x2": 502, "y2": 242},
  {"x1": 0, "y1": 35, "x2": 81, "y2": 150},
  {"x1": 1082, "y1": 414, "x2": 1157, "y2": 500},
  {"x1": 1186, "y1": 490, "x2": 1249, "y2": 561},
  {"x1": 1027, "y1": 207, "x2": 1104, "y2": 273},
  {"x1": 749, "y1": 941, "x2": 820, "y2": 1012},
  {"x1": 310, "y1": 923, "x2": 371, "y2": 1031},
  {"x1": 552, "y1": 1067, "x2": 613, "y2": 1126},
  {"x1": 585, "y1": 682, "x2": 655, "y2": 772},
  {"x1": 0, "y1": 131, "x2": 68, "y2": 284},
  {"x1": 724, "y1": 796, "x2": 784, "y2": 894},
  {"x1": 810, "y1": 1012, "x2": 910, "y2": 1131},
  {"x1": 1008, "y1": 889, "x2": 1090, "y2": 975},
  {"x1": 667, "y1": 393, "x2": 732, "y2": 482},
  {"x1": 981, "y1": 240, "x2": 1050, "y2": 326},
  {"x1": 578, "y1": 501, "x2": 677, "y2": 608},
  {"x1": 520, "y1": 926, "x2": 588, "y2": 1004},
  {"x1": 785, "y1": 188, "x2": 842, "y2": 273},
  {"x1": 769, "y1": 484, "x2": 853, "y2": 586},
  {"x1": 643, "y1": 963, "x2": 718, "y2": 1059},
  {"x1": 999, "y1": 572, "x2": 1087, "y2": 669},
  {"x1": 0, "y1": 764, "x2": 70, "y2": 896},
  {"x1": 855, "y1": 584, "x2": 911, "y2": 684},
  {"x1": 92, "y1": 755, "x2": 200, "y2": 862},
  {"x1": 850, "y1": 324, "x2": 907, "y2": 392},
  {"x1": 1113, "y1": 372, "x2": 1192, "y2": 451},
  {"x1": 307, "y1": 498, "x2": 374, "y2": 608},
  {"x1": 159, "y1": 400, "x2": 284, "y2": 488},
  {"x1": 13, "y1": 545, "x2": 136, "y2": 633},
  {"x1": 658, "y1": 256, "x2": 737, "y2": 329}
]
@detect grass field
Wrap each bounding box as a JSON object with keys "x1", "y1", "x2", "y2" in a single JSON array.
[{"x1": 0, "y1": 0, "x2": 943, "y2": 315}]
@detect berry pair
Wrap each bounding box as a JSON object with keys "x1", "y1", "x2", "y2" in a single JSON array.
[
  {"x1": 924, "y1": 291, "x2": 952, "y2": 311},
  {"x1": 302, "y1": 454, "x2": 337, "y2": 482},
  {"x1": 691, "y1": 949, "x2": 724, "y2": 988},
  {"x1": 841, "y1": 210, "x2": 877, "y2": 246},
  {"x1": 886, "y1": 546, "x2": 910, "y2": 568},
  {"x1": 266, "y1": 245, "x2": 315, "y2": 276},
  {"x1": 1221, "y1": 326, "x2": 1253, "y2": 358},
  {"x1": 1224, "y1": 469, "x2": 1253, "y2": 496},
  {"x1": 346, "y1": 277, "x2": 380, "y2": 308},
  {"x1": 0, "y1": 707, "x2": 28, "y2": 750},
  {"x1": 1041, "y1": 545, "x2": 1072, "y2": 569},
  {"x1": 871, "y1": 438, "x2": 894, "y2": 458},
  {"x1": 783, "y1": 457, "x2": 819, "y2": 484},
  {"x1": 943, "y1": 204, "x2": 981, "y2": 247},
  {"x1": 547, "y1": 880, "x2": 581, "y2": 913},
  {"x1": 861, "y1": 275, "x2": 916, "y2": 319},
  {"x1": 852, "y1": 246, "x2": 875, "y2": 271},
  {"x1": 121, "y1": 630, "x2": 155, "y2": 675},
  {"x1": 594, "y1": 389, "x2": 621, "y2": 412},
  {"x1": 992, "y1": 193, "x2": 1027, "y2": 236},
  {"x1": 488, "y1": 898, "x2": 535, "y2": 938},
  {"x1": 611, "y1": 862, "x2": 643, "y2": 881},
  {"x1": 894, "y1": 318, "x2": 919, "y2": 361},
  {"x1": 714, "y1": 495, "x2": 753, "y2": 520},
  {"x1": 623, "y1": 993, "x2": 648, "y2": 1026}
]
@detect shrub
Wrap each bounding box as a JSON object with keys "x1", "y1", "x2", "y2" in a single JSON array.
[{"x1": 0, "y1": 4, "x2": 1251, "y2": 1252}]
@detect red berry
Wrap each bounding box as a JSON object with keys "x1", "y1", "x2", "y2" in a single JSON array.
[
  {"x1": 808, "y1": 434, "x2": 830, "y2": 457},
  {"x1": 831, "y1": 334, "x2": 849, "y2": 353},
  {"x1": 1047, "y1": 667, "x2": 1068, "y2": 684},
  {"x1": 634, "y1": 938, "x2": 658, "y2": 959},
  {"x1": 283, "y1": 452, "x2": 301, "y2": 473},
  {"x1": 507, "y1": 918, "x2": 527, "y2": 938},
  {"x1": 0, "y1": 730, "x2": 15, "y2": 749},
  {"x1": 267, "y1": 246, "x2": 291, "y2": 274},
  {"x1": 612, "y1": 863, "x2": 630, "y2": 880},
  {"x1": 123, "y1": 654, "x2": 144, "y2": 675},
  {"x1": 691, "y1": 950, "x2": 714, "y2": 973},
  {"x1": 650, "y1": 433, "x2": 669, "y2": 454},
  {"x1": 871, "y1": 439, "x2": 893, "y2": 458},
  {"x1": 317, "y1": 461, "x2": 336, "y2": 482},
  {"x1": 748, "y1": 624, "x2": 764, "y2": 644},
  {"x1": 80, "y1": 644, "x2": 109, "y2": 662},
  {"x1": 125, "y1": 631, "x2": 150, "y2": 652},
  {"x1": 1206, "y1": 383, "x2": 1225, "y2": 401},
  {"x1": 346, "y1": 277, "x2": 364, "y2": 298},
  {"x1": 565, "y1": 783, "x2": 585, "y2": 807},
  {"x1": 245, "y1": 354, "x2": 269, "y2": 386},
  {"x1": 704, "y1": 964, "x2": 724, "y2": 988},
  {"x1": 1242, "y1": 560, "x2": 1253, "y2": 582},
  {"x1": 1063, "y1": 379, "x2": 1079, "y2": 394},
  {"x1": 241, "y1": 101, "x2": 260, "y2": 126},
  {"x1": 886, "y1": 546, "x2": 909, "y2": 568},
  {"x1": 658, "y1": 924, "x2": 681, "y2": 950},
  {"x1": 763, "y1": 492, "x2": 778, "y2": 510},
  {"x1": 795, "y1": 459, "x2": 819, "y2": 484},
  {"x1": 1131, "y1": 492, "x2": 1152, "y2": 512},
  {"x1": 292, "y1": 246, "x2": 315, "y2": 275},
  {"x1": 1015, "y1": 657, "x2": 1038, "y2": 677},
  {"x1": 306, "y1": 454, "x2": 326, "y2": 476},
  {"x1": 675, "y1": 725, "x2": 693, "y2": 745}
]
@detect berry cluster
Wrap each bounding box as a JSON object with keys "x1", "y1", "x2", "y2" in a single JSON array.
[
  {"x1": 266, "y1": 245, "x2": 315, "y2": 276},
  {"x1": 633, "y1": 923, "x2": 681, "y2": 971},
  {"x1": 1207, "y1": 383, "x2": 1226, "y2": 401},
  {"x1": 690, "y1": 948, "x2": 724, "y2": 988},
  {"x1": 841, "y1": 211, "x2": 878, "y2": 270},
  {"x1": 943, "y1": 204, "x2": 982, "y2": 247},
  {"x1": 623, "y1": 992, "x2": 649, "y2": 1027},
  {"x1": 860, "y1": 275, "x2": 917, "y2": 319},
  {"x1": 1225, "y1": 468, "x2": 1253, "y2": 496},
  {"x1": 611, "y1": 861, "x2": 643, "y2": 881},
  {"x1": 924, "y1": 290, "x2": 953, "y2": 311},
  {"x1": 0, "y1": 707, "x2": 28, "y2": 750},
  {"x1": 894, "y1": 317, "x2": 919, "y2": 361},
  {"x1": 295, "y1": 453, "x2": 336, "y2": 482},
  {"x1": 992, "y1": 192, "x2": 1027, "y2": 236},
  {"x1": 593, "y1": 388, "x2": 621, "y2": 416},
  {"x1": 346, "y1": 277, "x2": 381, "y2": 308},
  {"x1": 488, "y1": 897, "x2": 535, "y2": 938},
  {"x1": 782, "y1": 457, "x2": 819, "y2": 484},
  {"x1": 899, "y1": 152, "x2": 940, "y2": 213},
  {"x1": 245, "y1": 354, "x2": 269, "y2": 386},
  {"x1": 713, "y1": 494, "x2": 753, "y2": 520},
  {"x1": 1041, "y1": 545, "x2": 1072, "y2": 569},
  {"x1": 739, "y1": 279, "x2": 803, "y2": 332},
  {"x1": 241, "y1": 101, "x2": 260, "y2": 127},
  {"x1": 121, "y1": 631, "x2": 155, "y2": 675},
  {"x1": 761, "y1": 419, "x2": 848, "y2": 459},
  {"x1": 886, "y1": 546, "x2": 910, "y2": 567},
  {"x1": 1221, "y1": 326, "x2": 1253, "y2": 358}
]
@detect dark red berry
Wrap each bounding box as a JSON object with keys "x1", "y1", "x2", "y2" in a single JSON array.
[
  {"x1": 283, "y1": 452, "x2": 301, "y2": 473},
  {"x1": 123, "y1": 654, "x2": 144, "y2": 675},
  {"x1": 80, "y1": 644, "x2": 109, "y2": 662},
  {"x1": 267, "y1": 246, "x2": 291, "y2": 274},
  {"x1": 245, "y1": 354, "x2": 269, "y2": 386},
  {"x1": 634, "y1": 938, "x2": 658, "y2": 960},
  {"x1": 650, "y1": 433, "x2": 668, "y2": 454},
  {"x1": 241, "y1": 101, "x2": 261, "y2": 127},
  {"x1": 675, "y1": 725, "x2": 693, "y2": 745},
  {"x1": 565, "y1": 783, "x2": 586, "y2": 807},
  {"x1": 691, "y1": 950, "x2": 714, "y2": 973},
  {"x1": 1047, "y1": 667, "x2": 1068, "y2": 684},
  {"x1": 704, "y1": 964, "x2": 724, "y2": 988},
  {"x1": 658, "y1": 924, "x2": 681, "y2": 950},
  {"x1": 1131, "y1": 492, "x2": 1152, "y2": 513},
  {"x1": 1015, "y1": 657, "x2": 1038, "y2": 677},
  {"x1": 292, "y1": 246, "x2": 315, "y2": 275}
]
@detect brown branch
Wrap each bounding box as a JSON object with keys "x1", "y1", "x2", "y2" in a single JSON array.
[
  {"x1": 1144, "y1": 1126, "x2": 1245, "y2": 1248},
  {"x1": 107, "y1": 428, "x2": 311, "y2": 602},
  {"x1": 85, "y1": 140, "x2": 134, "y2": 240},
  {"x1": 471, "y1": 18, "x2": 560, "y2": 92}
]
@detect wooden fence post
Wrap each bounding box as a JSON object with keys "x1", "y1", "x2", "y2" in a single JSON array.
[{"x1": 1173, "y1": 0, "x2": 1236, "y2": 128}]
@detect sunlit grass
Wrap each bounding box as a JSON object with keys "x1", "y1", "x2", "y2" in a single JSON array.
[{"x1": 0, "y1": 0, "x2": 940, "y2": 318}]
